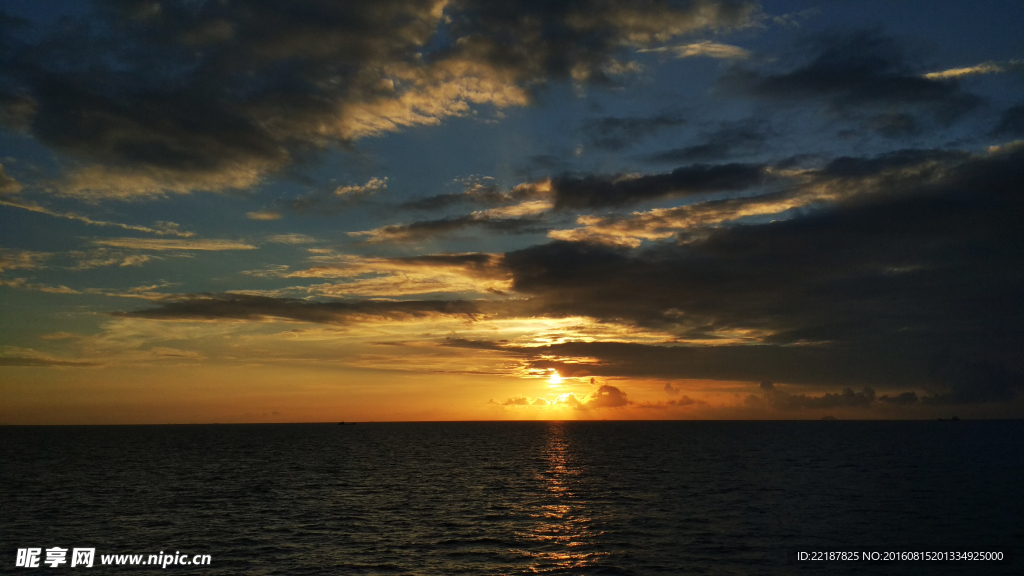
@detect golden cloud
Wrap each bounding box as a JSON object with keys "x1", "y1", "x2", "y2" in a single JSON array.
[
  {"x1": 547, "y1": 157, "x2": 958, "y2": 247},
  {"x1": 280, "y1": 253, "x2": 512, "y2": 297},
  {"x1": 92, "y1": 238, "x2": 258, "y2": 251},
  {"x1": 335, "y1": 177, "x2": 388, "y2": 196},
  {"x1": 923, "y1": 59, "x2": 1023, "y2": 79},
  {"x1": 247, "y1": 210, "x2": 283, "y2": 221},
  {"x1": 639, "y1": 40, "x2": 751, "y2": 59},
  {"x1": 0, "y1": 248, "x2": 51, "y2": 273}
]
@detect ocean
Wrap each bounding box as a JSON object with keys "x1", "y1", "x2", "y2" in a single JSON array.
[{"x1": 2, "y1": 421, "x2": 1021, "y2": 574}]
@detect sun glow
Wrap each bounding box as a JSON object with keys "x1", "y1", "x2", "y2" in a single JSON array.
[{"x1": 548, "y1": 370, "x2": 562, "y2": 385}]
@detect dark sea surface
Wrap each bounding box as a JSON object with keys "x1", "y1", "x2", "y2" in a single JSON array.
[{"x1": 2, "y1": 421, "x2": 1022, "y2": 575}]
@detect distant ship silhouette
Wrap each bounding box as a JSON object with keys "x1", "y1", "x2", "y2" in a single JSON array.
[{"x1": 337, "y1": 421, "x2": 357, "y2": 425}]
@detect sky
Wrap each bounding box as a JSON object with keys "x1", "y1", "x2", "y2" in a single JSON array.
[{"x1": 1, "y1": 0, "x2": 1023, "y2": 424}]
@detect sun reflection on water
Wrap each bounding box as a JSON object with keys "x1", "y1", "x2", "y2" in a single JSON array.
[{"x1": 513, "y1": 422, "x2": 608, "y2": 572}]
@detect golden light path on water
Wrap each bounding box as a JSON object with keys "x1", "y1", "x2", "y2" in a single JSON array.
[{"x1": 514, "y1": 422, "x2": 608, "y2": 572}]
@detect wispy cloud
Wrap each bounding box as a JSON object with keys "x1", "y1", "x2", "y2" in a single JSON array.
[
  {"x1": 923, "y1": 59, "x2": 1023, "y2": 79},
  {"x1": 348, "y1": 207, "x2": 547, "y2": 243},
  {"x1": 266, "y1": 234, "x2": 316, "y2": 245},
  {"x1": 0, "y1": 164, "x2": 22, "y2": 194},
  {"x1": 400, "y1": 177, "x2": 551, "y2": 212},
  {"x1": 246, "y1": 210, "x2": 282, "y2": 221},
  {"x1": 639, "y1": 41, "x2": 751, "y2": 60},
  {"x1": 68, "y1": 249, "x2": 157, "y2": 270},
  {"x1": 474, "y1": 200, "x2": 554, "y2": 219},
  {"x1": 551, "y1": 163, "x2": 773, "y2": 210},
  {"x1": 245, "y1": 253, "x2": 511, "y2": 297},
  {"x1": 0, "y1": 248, "x2": 51, "y2": 272},
  {"x1": 92, "y1": 238, "x2": 257, "y2": 251},
  {"x1": 642, "y1": 119, "x2": 772, "y2": 163},
  {"x1": 83, "y1": 282, "x2": 181, "y2": 301},
  {"x1": 119, "y1": 293, "x2": 484, "y2": 325},
  {"x1": 335, "y1": 177, "x2": 387, "y2": 196},
  {"x1": 0, "y1": 278, "x2": 80, "y2": 294},
  {"x1": 0, "y1": 346, "x2": 99, "y2": 367},
  {"x1": 293, "y1": 253, "x2": 511, "y2": 297},
  {"x1": 0, "y1": 196, "x2": 195, "y2": 237}
]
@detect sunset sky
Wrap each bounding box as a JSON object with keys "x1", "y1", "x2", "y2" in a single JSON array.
[{"x1": 2, "y1": 0, "x2": 1023, "y2": 423}]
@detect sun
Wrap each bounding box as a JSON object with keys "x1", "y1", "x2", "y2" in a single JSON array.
[{"x1": 548, "y1": 370, "x2": 562, "y2": 385}]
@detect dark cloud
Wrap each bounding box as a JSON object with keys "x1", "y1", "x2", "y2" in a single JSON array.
[
  {"x1": 551, "y1": 162, "x2": 770, "y2": 209},
  {"x1": 670, "y1": 395, "x2": 698, "y2": 406},
  {"x1": 443, "y1": 337, "x2": 509, "y2": 350},
  {"x1": 441, "y1": 0, "x2": 758, "y2": 86},
  {"x1": 553, "y1": 384, "x2": 630, "y2": 410},
  {"x1": 397, "y1": 176, "x2": 557, "y2": 212},
  {"x1": 586, "y1": 384, "x2": 629, "y2": 408},
  {"x1": 995, "y1": 104, "x2": 1024, "y2": 136},
  {"x1": 500, "y1": 396, "x2": 532, "y2": 406},
  {"x1": 511, "y1": 341, "x2": 928, "y2": 388},
  {"x1": 817, "y1": 148, "x2": 966, "y2": 179},
  {"x1": 924, "y1": 357, "x2": 1024, "y2": 405},
  {"x1": 3, "y1": 0, "x2": 419, "y2": 195},
  {"x1": 400, "y1": 189, "x2": 506, "y2": 211},
  {"x1": 398, "y1": 178, "x2": 540, "y2": 212},
  {"x1": 720, "y1": 31, "x2": 982, "y2": 128},
  {"x1": 642, "y1": 119, "x2": 771, "y2": 163},
  {"x1": 502, "y1": 143, "x2": 1024, "y2": 398},
  {"x1": 397, "y1": 252, "x2": 504, "y2": 270},
  {"x1": 105, "y1": 142, "x2": 1024, "y2": 401},
  {"x1": 634, "y1": 395, "x2": 699, "y2": 409},
  {"x1": 119, "y1": 293, "x2": 483, "y2": 324},
  {"x1": 0, "y1": 0, "x2": 757, "y2": 197},
  {"x1": 759, "y1": 381, "x2": 875, "y2": 410},
  {"x1": 865, "y1": 112, "x2": 921, "y2": 139},
  {"x1": 581, "y1": 113, "x2": 686, "y2": 151},
  {"x1": 878, "y1": 391, "x2": 919, "y2": 405},
  {"x1": 547, "y1": 148, "x2": 976, "y2": 248},
  {"x1": 351, "y1": 214, "x2": 547, "y2": 243}
]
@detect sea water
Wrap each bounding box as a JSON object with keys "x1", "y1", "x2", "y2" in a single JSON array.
[{"x1": 2, "y1": 421, "x2": 1021, "y2": 574}]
